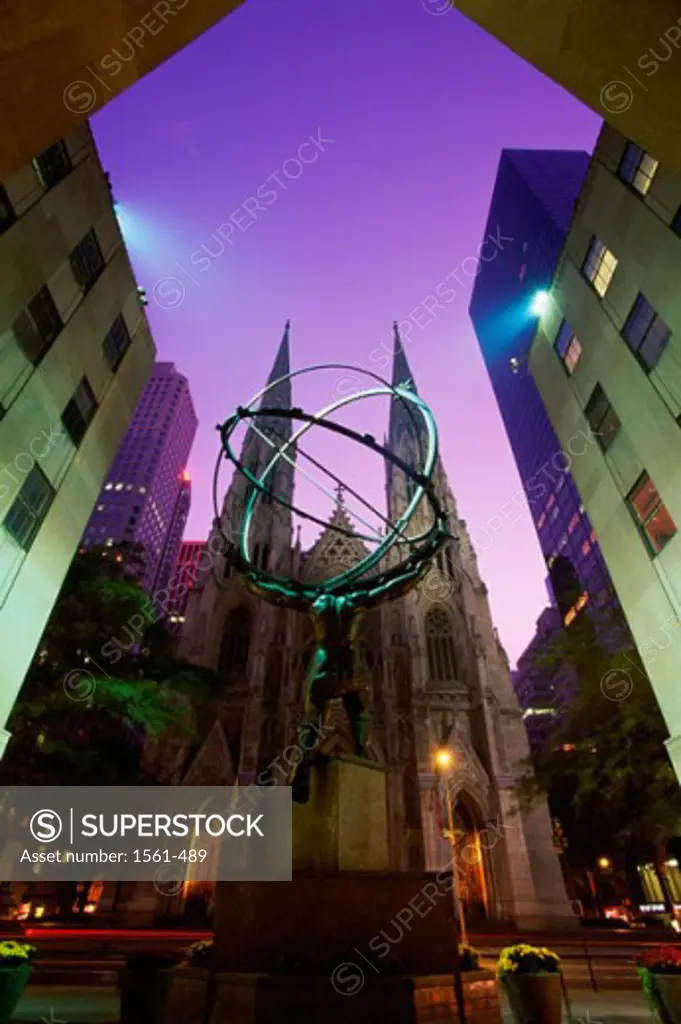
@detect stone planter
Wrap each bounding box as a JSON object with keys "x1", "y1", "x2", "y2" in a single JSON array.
[
  {"x1": 502, "y1": 973, "x2": 562, "y2": 1024},
  {"x1": 652, "y1": 974, "x2": 681, "y2": 1024},
  {"x1": 0, "y1": 963, "x2": 31, "y2": 1024},
  {"x1": 119, "y1": 965, "x2": 175, "y2": 1024},
  {"x1": 165, "y1": 967, "x2": 216, "y2": 1024},
  {"x1": 208, "y1": 970, "x2": 502, "y2": 1023}
]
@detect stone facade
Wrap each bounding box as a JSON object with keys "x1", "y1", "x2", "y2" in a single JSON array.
[{"x1": 178, "y1": 323, "x2": 573, "y2": 930}]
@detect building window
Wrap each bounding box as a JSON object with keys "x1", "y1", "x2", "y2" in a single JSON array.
[
  {"x1": 34, "y1": 140, "x2": 72, "y2": 189},
  {"x1": 671, "y1": 206, "x2": 681, "y2": 237},
  {"x1": 582, "y1": 237, "x2": 618, "y2": 298},
  {"x1": 618, "y1": 142, "x2": 659, "y2": 196},
  {"x1": 103, "y1": 315, "x2": 132, "y2": 371},
  {"x1": 3, "y1": 466, "x2": 55, "y2": 552},
  {"x1": 62, "y1": 377, "x2": 98, "y2": 446},
  {"x1": 627, "y1": 473, "x2": 677, "y2": 555},
  {"x1": 622, "y1": 294, "x2": 671, "y2": 370},
  {"x1": 0, "y1": 184, "x2": 15, "y2": 234},
  {"x1": 425, "y1": 607, "x2": 458, "y2": 683},
  {"x1": 70, "y1": 229, "x2": 105, "y2": 292},
  {"x1": 13, "y1": 286, "x2": 63, "y2": 364},
  {"x1": 554, "y1": 319, "x2": 582, "y2": 374},
  {"x1": 584, "y1": 384, "x2": 621, "y2": 452},
  {"x1": 218, "y1": 606, "x2": 252, "y2": 685}
]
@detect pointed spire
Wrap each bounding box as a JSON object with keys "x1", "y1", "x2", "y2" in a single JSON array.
[
  {"x1": 266, "y1": 320, "x2": 291, "y2": 387},
  {"x1": 391, "y1": 321, "x2": 418, "y2": 393}
]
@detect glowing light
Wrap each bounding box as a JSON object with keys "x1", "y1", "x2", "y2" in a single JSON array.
[
  {"x1": 531, "y1": 290, "x2": 551, "y2": 316},
  {"x1": 180, "y1": 469, "x2": 191, "y2": 483},
  {"x1": 598, "y1": 856, "x2": 611, "y2": 869},
  {"x1": 434, "y1": 747, "x2": 454, "y2": 771}
]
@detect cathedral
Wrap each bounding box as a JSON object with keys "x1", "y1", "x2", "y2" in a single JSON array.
[{"x1": 177, "y1": 323, "x2": 574, "y2": 931}]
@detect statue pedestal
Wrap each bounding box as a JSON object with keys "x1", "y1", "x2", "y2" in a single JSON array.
[
  {"x1": 208, "y1": 756, "x2": 469, "y2": 1023},
  {"x1": 292, "y1": 754, "x2": 389, "y2": 872}
]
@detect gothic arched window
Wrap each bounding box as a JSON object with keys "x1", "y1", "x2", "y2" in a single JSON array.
[
  {"x1": 218, "y1": 606, "x2": 252, "y2": 685},
  {"x1": 425, "y1": 607, "x2": 458, "y2": 683}
]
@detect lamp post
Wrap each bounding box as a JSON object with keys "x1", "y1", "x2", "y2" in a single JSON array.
[
  {"x1": 434, "y1": 746, "x2": 468, "y2": 1024},
  {"x1": 434, "y1": 747, "x2": 468, "y2": 945}
]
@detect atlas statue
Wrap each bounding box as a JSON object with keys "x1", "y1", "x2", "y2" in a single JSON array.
[{"x1": 215, "y1": 359, "x2": 452, "y2": 803}]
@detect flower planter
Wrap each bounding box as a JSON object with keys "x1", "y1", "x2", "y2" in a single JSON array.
[
  {"x1": 0, "y1": 963, "x2": 31, "y2": 1024},
  {"x1": 652, "y1": 974, "x2": 681, "y2": 1024},
  {"x1": 119, "y1": 965, "x2": 176, "y2": 1024},
  {"x1": 502, "y1": 973, "x2": 562, "y2": 1024}
]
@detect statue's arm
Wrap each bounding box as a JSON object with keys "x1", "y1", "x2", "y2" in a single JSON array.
[{"x1": 361, "y1": 559, "x2": 430, "y2": 608}]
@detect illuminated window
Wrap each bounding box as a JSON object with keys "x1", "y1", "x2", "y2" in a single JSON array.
[
  {"x1": 628, "y1": 473, "x2": 677, "y2": 555},
  {"x1": 618, "y1": 142, "x2": 659, "y2": 196},
  {"x1": 622, "y1": 294, "x2": 671, "y2": 370},
  {"x1": 582, "y1": 540, "x2": 591, "y2": 555},
  {"x1": 585, "y1": 384, "x2": 621, "y2": 452},
  {"x1": 115, "y1": 483, "x2": 123, "y2": 491},
  {"x1": 554, "y1": 319, "x2": 582, "y2": 374},
  {"x1": 537, "y1": 513, "x2": 546, "y2": 530},
  {"x1": 546, "y1": 494, "x2": 555, "y2": 511},
  {"x1": 104, "y1": 483, "x2": 112, "y2": 491},
  {"x1": 583, "y1": 237, "x2": 618, "y2": 297},
  {"x1": 568, "y1": 513, "x2": 579, "y2": 534}
]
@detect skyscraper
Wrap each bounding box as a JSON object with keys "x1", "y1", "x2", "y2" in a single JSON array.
[
  {"x1": 83, "y1": 361, "x2": 197, "y2": 594},
  {"x1": 0, "y1": 123, "x2": 154, "y2": 753},
  {"x1": 526, "y1": 124, "x2": 681, "y2": 781},
  {"x1": 469, "y1": 149, "x2": 613, "y2": 620},
  {"x1": 165, "y1": 539, "x2": 206, "y2": 633}
]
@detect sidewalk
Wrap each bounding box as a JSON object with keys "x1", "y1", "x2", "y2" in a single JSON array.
[{"x1": 12, "y1": 984, "x2": 652, "y2": 1022}]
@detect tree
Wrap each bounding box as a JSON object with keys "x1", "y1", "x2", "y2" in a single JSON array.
[
  {"x1": 517, "y1": 601, "x2": 681, "y2": 908},
  {"x1": 0, "y1": 544, "x2": 217, "y2": 785}
]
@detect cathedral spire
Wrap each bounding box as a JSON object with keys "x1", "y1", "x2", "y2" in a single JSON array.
[
  {"x1": 391, "y1": 321, "x2": 418, "y2": 393},
  {"x1": 260, "y1": 320, "x2": 292, "y2": 414}
]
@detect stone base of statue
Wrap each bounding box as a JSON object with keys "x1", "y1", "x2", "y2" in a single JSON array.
[{"x1": 207, "y1": 755, "x2": 499, "y2": 1023}]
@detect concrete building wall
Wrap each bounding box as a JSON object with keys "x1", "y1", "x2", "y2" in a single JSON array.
[
  {"x1": 0, "y1": 123, "x2": 155, "y2": 749},
  {"x1": 528, "y1": 122, "x2": 681, "y2": 778}
]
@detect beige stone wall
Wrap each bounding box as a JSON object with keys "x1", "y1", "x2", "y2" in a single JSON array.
[
  {"x1": 0, "y1": 0, "x2": 246, "y2": 177},
  {"x1": 457, "y1": 0, "x2": 681, "y2": 174},
  {"x1": 0, "y1": 122, "x2": 155, "y2": 745},
  {"x1": 529, "y1": 122, "x2": 681, "y2": 777}
]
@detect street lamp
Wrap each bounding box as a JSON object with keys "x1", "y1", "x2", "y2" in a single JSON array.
[
  {"x1": 597, "y1": 856, "x2": 611, "y2": 870},
  {"x1": 434, "y1": 746, "x2": 468, "y2": 1024},
  {"x1": 434, "y1": 746, "x2": 468, "y2": 946}
]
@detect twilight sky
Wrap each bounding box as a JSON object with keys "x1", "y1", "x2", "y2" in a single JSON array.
[{"x1": 92, "y1": 0, "x2": 600, "y2": 666}]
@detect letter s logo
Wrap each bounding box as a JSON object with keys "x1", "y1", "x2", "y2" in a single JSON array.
[{"x1": 30, "y1": 809, "x2": 63, "y2": 842}]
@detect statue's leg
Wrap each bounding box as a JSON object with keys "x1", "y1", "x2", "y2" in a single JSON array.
[
  {"x1": 291, "y1": 648, "x2": 326, "y2": 804},
  {"x1": 343, "y1": 689, "x2": 370, "y2": 758}
]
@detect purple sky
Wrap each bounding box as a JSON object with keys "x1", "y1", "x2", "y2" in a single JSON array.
[{"x1": 92, "y1": 0, "x2": 600, "y2": 666}]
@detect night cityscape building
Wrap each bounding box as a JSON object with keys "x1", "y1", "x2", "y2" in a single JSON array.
[
  {"x1": 513, "y1": 607, "x2": 575, "y2": 754},
  {"x1": 0, "y1": 123, "x2": 154, "y2": 753},
  {"x1": 165, "y1": 539, "x2": 206, "y2": 632},
  {"x1": 469, "y1": 149, "x2": 615, "y2": 623},
  {"x1": 174, "y1": 323, "x2": 575, "y2": 930},
  {"x1": 528, "y1": 123, "x2": 681, "y2": 784},
  {"x1": 82, "y1": 361, "x2": 197, "y2": 595}
]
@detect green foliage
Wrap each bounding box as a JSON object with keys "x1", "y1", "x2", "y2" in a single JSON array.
[
  {"x1": 516, "y1": 603, "x2": 681, "y2": 862},
  {"x1": 1, "y1": 544, "x2": 217, "y2": 785}
]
